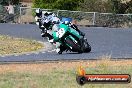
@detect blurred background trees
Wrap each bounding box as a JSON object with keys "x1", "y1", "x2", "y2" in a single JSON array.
[
  {"x1": 0, "y1": 0, "x2": 131, "y2": 13},
  {"x1": 79, "y1": 0, "x2": 132, "y2": 13},
  {"x1": 79, "y1": 0, "x2": 113, "y2": 13},
  {"x1": 33, "y1": 0, "x2": 132, "y2": 14},
  {"x1": 0, "y1": 0, "x2": 19, "y2": 5},
  {"x1": 111, "y1": 0, "x2": 132, "y2": 13},
  {"x1": 32, "y1": 0, "x2": 83, "y2": 10}
]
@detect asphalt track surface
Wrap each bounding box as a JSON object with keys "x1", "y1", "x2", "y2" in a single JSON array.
[{"x1": 0, "y1": 23, "x2": 132, "y2": 62}]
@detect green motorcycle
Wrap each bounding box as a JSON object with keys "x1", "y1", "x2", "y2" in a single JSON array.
[{"x1": 52, "y1": 23, "x2": 91, "y2": 54}]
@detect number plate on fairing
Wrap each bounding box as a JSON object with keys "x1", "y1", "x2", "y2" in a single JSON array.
[{"x1": 56, "y1": 28, "x2": 65, "y2": 38}]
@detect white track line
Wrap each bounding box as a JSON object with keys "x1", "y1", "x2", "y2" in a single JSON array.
[
  {"x1": 42, "y1": 52, "x2": 46, "y2": 53},
  {"x1": 34, "y1": 52, "x2": 39, "y2": 54},
  {"x1": 14, "y1": 54, "x2": 19, "y2": 56},
  {"x1": 26, "y1": 53, "x2": 31, "y2": 55},
  {"x1": 47, "y1": 49, "x2": 56, "y2": 52},
  {"x1": 1, "y1": 56, "x2": 5, "y2": 57}
]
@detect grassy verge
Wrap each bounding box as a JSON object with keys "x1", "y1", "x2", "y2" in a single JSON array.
[
  {"x1": 0, "y1": 35, "x2": 43, "y2": 55},
  {"x1": 0, "y1": 58, "x2": 131, "y2": 88}
]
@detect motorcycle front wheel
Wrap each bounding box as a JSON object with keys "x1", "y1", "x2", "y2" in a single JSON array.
[
  {"x1": 83, "y1": 39, "x2": 91, "y2": 53},
  {"x1": 65, "y1": 37, "x2": 83, "y2": 53}
]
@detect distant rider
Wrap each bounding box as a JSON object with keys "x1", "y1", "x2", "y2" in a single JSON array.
[
  {"x1": 35, "y1": 8, "x2": 57, "y2": 42},
  {"x1": 35, "y1": 8, "x2": 64, "y2": 54}
]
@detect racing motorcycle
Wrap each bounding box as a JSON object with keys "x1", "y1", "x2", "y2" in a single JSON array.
[{"x1": 52, "y1": 23, "x2": 91, "y2": 54}]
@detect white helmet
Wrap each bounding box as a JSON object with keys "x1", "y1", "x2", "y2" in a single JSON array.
[
  {"x1": 35, "y1": 8, "x2": 42, "y2": 17},
  {"x1": 52, "y1": 13, "x2": 56, "y2": 17},
  {"x1": 42, "y1": 11, "x2": 48, "y2": 14},
  {"x1": 48, "y1": 12, "x2": 56, "y2": 16},
  {"x1": 47, "y1": 12, "x2": 52, "y2": 14}
]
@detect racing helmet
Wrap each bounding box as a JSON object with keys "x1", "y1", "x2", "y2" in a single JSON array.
[
  {"x1": 43, "y1": 11, "x2": 53, "y2": 16},
  {"x1": 52, "y1": 17, "x2": 60, "y2": 24},
  {"x1": 61, "y1": 17, "x2": 72, "y2": 25},
  {"x1": 47, "y1": 12, "x2": 56, "y2": 17},
  {"x1": 42, "y1": 11, "x2": 49, "y2": 16},
  {"x1": 47, "y1": 12, "x2": 53, "y2": 15},
  {"x1": 35, "y1": 8, "x2": 42, "y2": 17}
]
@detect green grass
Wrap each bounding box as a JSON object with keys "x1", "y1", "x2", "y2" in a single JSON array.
[
  {"x1": 0, "y1": 60, "x2": 131, "y2": 88},
  {"x1": 0, "y1": 35, "x2": 43, "y2": 55},
  {"x1": 0, "y1": 66, "x2": 131, "y2": 88}
]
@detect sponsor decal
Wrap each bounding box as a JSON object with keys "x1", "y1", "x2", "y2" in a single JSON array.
[{"x1": 76, "y1": 66, "x2": 131, "y2": 85}]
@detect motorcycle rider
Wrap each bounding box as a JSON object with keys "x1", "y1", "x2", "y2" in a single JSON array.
[
  {"x1": 35, "y1": 8, "x2": 55, "y2": 41},
  {"x1": 35, "y1": 8, "x2": 85, "y2": 54},
  {"x1": 35, "y1": 8, "x2": 84, "y2": 38},
  {"x1": 35, "y1": 8, "x2": 65, "y2": 54}
]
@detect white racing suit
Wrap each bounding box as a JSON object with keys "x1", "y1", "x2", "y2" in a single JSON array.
[
  {"x1": 35, "y1": 12, "x2": 59, "y2": 42},
  {"x1": 35, "y1": 12, "x2": 63, "y2": 54}
]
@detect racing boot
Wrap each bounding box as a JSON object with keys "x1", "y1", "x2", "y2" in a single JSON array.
[
  {"x1": 79, "y1": 36, "x2": 85, "y2": 53},
  {"x1": 56, "y1": 48, "x2": 62, "y2": 54},
  {"x1": 56, "y1": 45, "x2": 66, "y2": 54},
  {"x1": 39, "y1": 24, "x2": 47, "y2": 37},
  {"x1": 41, "y1": 30, "x2": 45, "y2": 37},
  {"x1": 42, "y1": 32, "x2": 56, "y2": 44}
]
